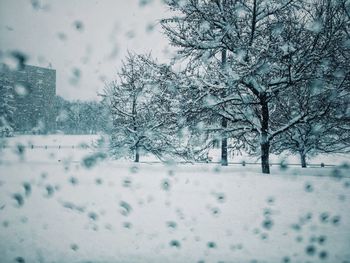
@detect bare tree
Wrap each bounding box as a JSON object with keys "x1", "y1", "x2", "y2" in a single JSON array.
[
  {"x1": 272, "y1": 88, "x2": 350, "y2": 167},
  {"x1": 105, "y1": 53, "x2": 182, "y2": 162},
  {"x1": 162, "y1": 0, "x2": 350, "y2": 173}
]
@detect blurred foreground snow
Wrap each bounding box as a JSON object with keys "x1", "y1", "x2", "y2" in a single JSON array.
[{"x1": 0, "y1": 135, "x2": 349, "y2": 263}]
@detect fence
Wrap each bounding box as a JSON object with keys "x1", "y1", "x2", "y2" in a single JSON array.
[
  {"x1": 0, "y1": 144, "x2": 340, "y2": 168},
  {"x1": 1, "y1": 144, "x2": 92, "y2": 150}
]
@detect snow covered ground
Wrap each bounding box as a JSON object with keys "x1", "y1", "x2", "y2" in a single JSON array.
[{"x1": 0, "y1": 135, "x2": 350, "y2": 263}]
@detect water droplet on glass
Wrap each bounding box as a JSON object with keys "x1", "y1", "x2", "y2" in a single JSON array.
[
  {"x1": 166, "y1": 221, "x2": 177, "y2": 229},
  {"x1": 262, "y1": 218, "x2": 273, "y2": 230},
  {"x1": 161, "y1": 179, "x2": 171, "y2": 191},
  {"x1": 319, "y1": 212, "x2": 329, "y2": 223},
  {"x1": 120, "y1": 201, "x2": 132, "y2": 216},
  {"x1": 45, "y1": 185, "x2": 54, "y2": 197},
  {"x1": 70, "y1": 243, "x2": 79, "y2": 251},
  {"x1": 73, "y1": 20, "x2": 84, "y2": 31},
  {"x1": 331, "y1": 215, "x2": 341, "y2": 226},
  {"x1": 170, "y1": 240, "x2": 181, "y2": 248},
  {"x1": 305, "y1": 245, "x2": 316, "y2": 256},
  {"x1": 305, "y1": 182, "x2": 313, "y2": 192},
  {"x1": 319, "y1": 250, "x2": 328, "y2": 260},
  {"x1": 12, "y1": 193, "x2": 24, "y2": 207},
  {"x1": 88, "y1": 212, "x2": 98, "y2": 221},
  {"x1": 15, "y1": 257, "x2": 25, "y2": 263},
  {"x1": 207, "y1": 241, "x2": 217, "y2": 248},
  {"x1": 22, "y1": 182, "x2": 31, "y2": 197},
  {"x1": 14, "y1": 83, "x2": 29, "y2": 97}
]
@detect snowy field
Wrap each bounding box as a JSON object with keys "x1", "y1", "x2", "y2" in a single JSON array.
[{"x1": 0, "y1": 135, "x2": 350, "y2": 263}]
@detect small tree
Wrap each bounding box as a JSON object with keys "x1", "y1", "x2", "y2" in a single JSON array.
[
  {"x1": 105, "y1": 53, "x2": 181, "y2": 162},
  {"x1": 273, "y1": 94, "x2": 350, "y2": 167},
  {"x1": 278, "y1": 121, "x2": 350, "y2": 168},
  {"x1": 54, "y1": 96, "x2": 110, "y2": 135}
]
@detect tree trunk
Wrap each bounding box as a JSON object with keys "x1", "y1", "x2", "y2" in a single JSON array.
[
  {"x1": 132, "y1": 94, "x2": 139, "y2": 163},
  {"x1": 260, "y1": 94, "x2": 270, "y2": 174},
  {"x1": 261, "y1": 140, "x2": 270, "y2": 174},
  {"x1": 221, "y1": 117, "x2": 228, "y2": 166},
  {"x1": 135, "y1": 146, "x2": 140, "y2": 163},
  {"x1": 300, "y1": 151, "x2": 307, "y2": 168},
  {"x1": 221, "y1": 48, "x2": 228, "y2": 166}
]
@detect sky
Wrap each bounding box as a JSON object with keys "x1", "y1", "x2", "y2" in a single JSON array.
[{"x1": 0, "y1": 0, "x2": 174, "y2": 101}]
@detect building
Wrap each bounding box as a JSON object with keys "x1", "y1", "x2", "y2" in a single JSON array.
[{"x1": 0, "y1": 64, "x2": 56, "y2": 133}]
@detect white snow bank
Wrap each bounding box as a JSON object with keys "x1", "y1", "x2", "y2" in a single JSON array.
[{"x1": 0, "y1": 136, "x2": 349, "y2": 262}]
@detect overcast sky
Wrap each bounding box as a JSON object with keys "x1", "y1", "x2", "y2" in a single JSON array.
[{"x1": 0, "y1": 0, "x2": 173, "y2": 101}]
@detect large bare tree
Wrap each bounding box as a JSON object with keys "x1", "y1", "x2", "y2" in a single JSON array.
[
  {"x1": 162, "y1": 0, "x2": 350, "y2": 173},
  {"x1": 105, "y1": 53, "x2": 183, "y2": 162}
]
